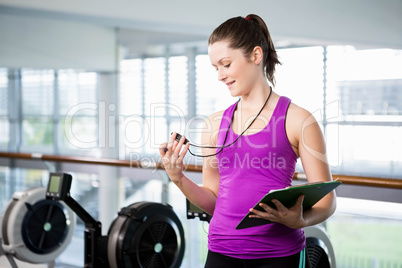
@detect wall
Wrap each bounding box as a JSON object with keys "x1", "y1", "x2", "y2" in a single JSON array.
[{"x1": 0, "y1": 13, "x2": 117, "y2": 71}]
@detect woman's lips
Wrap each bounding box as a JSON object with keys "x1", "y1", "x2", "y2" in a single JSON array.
[{"x1": 226, "y1": 81, "x2": 235, "y2": 88}]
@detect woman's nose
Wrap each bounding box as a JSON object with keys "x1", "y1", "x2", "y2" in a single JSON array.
[{"x1": 217, "y1": 68, "x2": 226, "y2": 81}]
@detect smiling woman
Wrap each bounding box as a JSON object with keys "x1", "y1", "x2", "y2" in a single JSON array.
[{"x1": 159, "y1": 14, "x2": 338, "y2": 268}]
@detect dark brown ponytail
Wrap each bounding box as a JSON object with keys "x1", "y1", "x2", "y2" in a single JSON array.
[{"x1": 208, "y1": 14, "x2": 281, "y2": 87}]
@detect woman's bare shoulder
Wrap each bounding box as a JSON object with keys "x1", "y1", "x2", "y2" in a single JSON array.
[
  {"x1": 286, "y1": 102, "x2": 317, "y2": 131},
  {"x1": 285, "y1": 101, "x2": 321, "y2": 154},
  {"x1": 206, "y1": 110, "x2": 225, "y2": 127},
  {"x1": 288, "y1": 102, "x2": 313, "y2": 120}
]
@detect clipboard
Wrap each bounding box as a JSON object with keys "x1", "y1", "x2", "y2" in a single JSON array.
[{"x1": 236, "y1": 180, "x2": 341, "y2": 229}]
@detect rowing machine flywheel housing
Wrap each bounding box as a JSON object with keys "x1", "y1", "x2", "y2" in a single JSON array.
[
  {"x1": 107, "y1": 201, "x2": 185, "y2": 268},
  {"x1": 1, "y1": 187, "x2": 76, "y2": 264},
  {"x1": 304, "y1": 225, "x2": 336, "y2": 268}
]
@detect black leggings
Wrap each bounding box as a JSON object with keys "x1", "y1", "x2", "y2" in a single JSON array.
[{"x1": 204, "y1": 249, "x2": 311, "y2": 268}]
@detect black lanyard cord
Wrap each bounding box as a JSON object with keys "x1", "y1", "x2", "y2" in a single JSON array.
[{"x1": 188, "y1": 87, "x2": 272, "y2": 158}]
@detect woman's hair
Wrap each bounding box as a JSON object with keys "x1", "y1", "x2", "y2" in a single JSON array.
[{"x1": 208, "y1": 14, "x2": 281, "y2": 86}]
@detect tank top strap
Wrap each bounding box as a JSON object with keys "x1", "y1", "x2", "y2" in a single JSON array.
[
  {"x1": 217, "y1": 96, "x2": 291, "y2": 141},
  {"x1": 219, "y1": 101, "x2": 238, "y2": 131},
  {"x1": 272, "y1": 96, "x2": 291, "y2": 119}
]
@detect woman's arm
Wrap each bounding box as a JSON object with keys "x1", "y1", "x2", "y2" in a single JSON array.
[
  {"x1": 249, "y1": 103, "x2": 336, "y2": 229},
  {"x1": 293, "y1": 105, "x2": 336, "y2": 227},
  {"x1": 159, "y1": 111, "x2": 222, "y2": 215}
]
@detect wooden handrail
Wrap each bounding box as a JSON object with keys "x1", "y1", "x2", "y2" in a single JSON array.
[
  {"x1": 0, "y1": 152, "x2": 203, "y2": 172},
  {"x1": 0, "y1": 151, "x2": 401, "y2": 189}
]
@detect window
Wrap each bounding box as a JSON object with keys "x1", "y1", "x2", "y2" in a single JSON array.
[
  {"x1": 325, "y1": 46, "x2": 402, "y2": 177},
  {"x1": 0, "y1": 68, "x2": 99, "y2": 155},
  {"x1": 275, "y1": 46, "x2": 402, "y2": 177},
  {"x1": 120, "y1": 59, "x2": 143, "y2": 116},
  {"x1": 168, "y1": 56, "x2": 188, "y2": 116},
  {"x1": 119, "y1": 57, "x2": 168, "y2": 158},
  {"x1": 120, "y1": 56, "x2": 189, "y2": 159},
  {"x1": 21, "y1": 69, "x2": 55, "y2": 153},
  {"x1": 167, "y1": 55, "x2": 189, "y2": 155},
  {"x1": 0, "y1": 68, "x2": 8, "y2": 149},
  {"x1": 144, "y1": 57, "x2": 166, "y2": 116},
  {"x1": 120, "y1": 59, "x2": 144, "y2": 159},
  {"x1": 276, "y1": 46, "x2": 324, "y2": 113},
  {"x1": 275, "y1": 46, "x2": 326, "y2": 170},
  {"x1": 58, "y1": 70, "x2": 98, "y2": 155}
]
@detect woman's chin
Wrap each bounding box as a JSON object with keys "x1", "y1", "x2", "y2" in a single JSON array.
[{"x1": 228, "y1": 89, "x2": 240, "y2": 98}]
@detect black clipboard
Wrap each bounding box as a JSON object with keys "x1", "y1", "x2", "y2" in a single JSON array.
[{"x1": 236, "y1": 180, "x2": 341, "y2": 229}]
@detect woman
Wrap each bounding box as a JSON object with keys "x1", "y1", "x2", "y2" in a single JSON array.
[{"x1": 159, "y1": 14, "x2": 336, "y2": 268}]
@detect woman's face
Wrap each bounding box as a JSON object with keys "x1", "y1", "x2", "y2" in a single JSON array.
[{"x1": 208, "y1": 41, "x2": 262, "y2": 97}]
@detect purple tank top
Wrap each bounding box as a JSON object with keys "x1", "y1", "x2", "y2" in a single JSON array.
[{"x1": 208, "y1": 96, "x2": 305, "y2": 259}]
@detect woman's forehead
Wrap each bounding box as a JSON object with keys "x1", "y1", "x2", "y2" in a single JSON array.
[{"x1": 208, "y1": 41, "x2": 242, "y2": 62}]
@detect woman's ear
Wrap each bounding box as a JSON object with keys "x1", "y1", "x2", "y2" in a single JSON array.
[{"x1": 251, "y1": 46, "x2": 263, "y2": 65}]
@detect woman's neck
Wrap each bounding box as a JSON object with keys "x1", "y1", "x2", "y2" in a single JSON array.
[{"x1": 238, "y1": 83, "x2": 272, "y2": 112}]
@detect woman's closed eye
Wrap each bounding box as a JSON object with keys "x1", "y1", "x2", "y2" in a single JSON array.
[{"x1": 212, "y1": 63, "x2": 231, "y2": 72}]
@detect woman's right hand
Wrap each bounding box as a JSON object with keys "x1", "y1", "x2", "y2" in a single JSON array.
[{"x1": 159, "y1": 132, "x2": 190, "y2": 184}]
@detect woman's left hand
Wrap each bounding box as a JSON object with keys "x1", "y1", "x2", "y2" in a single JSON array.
[{"x1": 249, "y1": 195, "x2": 306, "y2": 229}]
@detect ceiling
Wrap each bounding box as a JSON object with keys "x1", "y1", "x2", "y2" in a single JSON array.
[{"x1": 1, "y1": 0, "x2": 402, "y2": 57}]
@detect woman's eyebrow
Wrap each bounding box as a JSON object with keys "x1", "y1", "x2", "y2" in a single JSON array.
[{"x1": 212, "y1": 57, "x2": 231, "y2": 66}]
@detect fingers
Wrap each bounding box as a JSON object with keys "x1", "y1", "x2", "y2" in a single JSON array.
[
  {"x1": 249, "y1": 196, "x2": 306, "y2": 228},
  {"x1": 249, "y1": 200, "x2": 287, "y2": 219},
  {"x1": 160, "y1": 132, "x2": 189, "y2": 159},
  {"x1": 159, "y1": 142, "x2": 169, "y2": 155},
  {"x1": 159, "y1": 132, "x2": 178, "y2": 156},
  {"x1": 173, "y1": 134, "x2": 188, "y2": 157},
  {"x1": 166, "y1": 132, "x2": 177, "y2": 153},
  {"x1": 296, "y1": 195, "x2": 305, "y2": 207},
  {"x1": 180, "y1": 142, "x2": 190, "y2": 159},
  {"x1": 249, "y1": 207, "x2": 270, "y2": 218}
]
